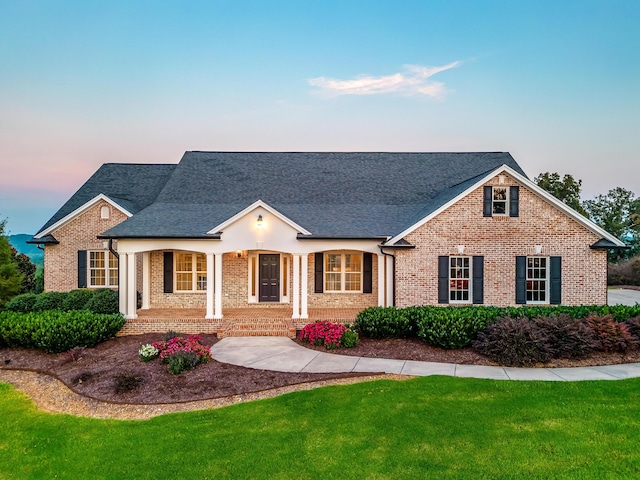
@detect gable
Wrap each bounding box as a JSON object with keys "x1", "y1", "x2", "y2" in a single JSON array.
[{"x1": 387, "y1": 165, "x2": 625, "y2": 248}]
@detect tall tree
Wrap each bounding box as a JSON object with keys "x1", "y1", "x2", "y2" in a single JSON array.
[
  {"x1": 10, "y1": 246, "x2": 37, "y2": 293},
  {"x1": 583, "y1": 187, "x2": 640, "y2": 262},
  {"x1": 0, "y1": 218, "x2": 23, "y2": 308},
  {"x1": 534, "y1": 172, "x2": 588, "y2": 216}
]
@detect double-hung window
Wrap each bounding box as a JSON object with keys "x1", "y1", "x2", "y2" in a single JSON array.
[
  {"x1": 492, "y1": 187, "x2": 508, "y2": 215},
  {"x1": 175, "y1": 252, "x2": 207, "y2": 292},
  {"x1": 325, "y1": 252, "x2": 362, "y2": 292},
  {"x1": 449, "y1": 256, "x2": 471, "y2": 303},
  {"x1": 526, "y1": 257, "x2": 548, "y2": 303},
  {"x1": 483, "y1": 185, "x2": 519, "y2": 217},
  {"x1": 89, "y1": 251, "x2": 118, "y2": 287}
]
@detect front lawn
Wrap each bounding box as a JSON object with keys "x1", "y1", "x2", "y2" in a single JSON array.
[{"x1": 1, "y1": 376, "x2": 639, "y2": 479}]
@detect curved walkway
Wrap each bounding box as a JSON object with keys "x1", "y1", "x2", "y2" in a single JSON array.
[{"x1": 211, "y1": 337, "x2": 640, "y2": 382}]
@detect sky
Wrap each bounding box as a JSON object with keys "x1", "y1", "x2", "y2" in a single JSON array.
[{"x1": 0, "y1": 0, "x2": 638, "y2": 234}]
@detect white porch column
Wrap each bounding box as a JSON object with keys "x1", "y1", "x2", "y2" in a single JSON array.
[
  {"x1": 214, "y1": 253, "x2": 223, "y2": 319},
  {"x1": 377, "y1": 253, "x2": 385, "y2": 307},
  {"x1": 206, "y1": 253, "x2": 214, "y2": 319},
  {"x1": 292, "y1": 254, "x2": 300, "y2": 319},
  {"x1": 386, "y1": 254, "x2": 394, "y2": 307},
  {"x1": 118, "y1": 253, "x2": 128, "y2": 316},
  {"x1": 126, "y1": 252, "x2": 137, "y2": 319},
  {"x1": 300, "y1": 253, "x2": 308, "y2": 319},
  {"x1": 141, "y1": 252, "x2": 150, "y2": 310}
]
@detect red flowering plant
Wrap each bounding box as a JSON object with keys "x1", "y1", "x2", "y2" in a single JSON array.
[
  {"x1": 300, "y1": 321, "x2": 358, "y2": 349},
  {"x1": 152, "y1": 334, "x2": 212, "y2": 364}
]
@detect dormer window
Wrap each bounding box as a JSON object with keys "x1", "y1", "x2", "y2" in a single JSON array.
[
  {"x1": 101, "y1": 205, "x2": 110, "y2": 219},
  {"x1": 483, "y1": 185, "x2": 519, "y2": 218}
]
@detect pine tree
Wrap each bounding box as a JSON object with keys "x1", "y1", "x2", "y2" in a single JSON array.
[{"x1": 0, "y1": 218, "x2": 23, "y2": 308}]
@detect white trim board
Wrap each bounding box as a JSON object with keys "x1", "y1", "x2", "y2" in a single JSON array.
[
  {"x1": 34, "y1": 194, "x2": 133, "y2": 239},
  {"x1": 206, "y1": 199, "x2": 312, "y2": 236}
]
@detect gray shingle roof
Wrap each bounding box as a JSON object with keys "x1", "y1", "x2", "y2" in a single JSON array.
[
  {"x1": 34, "y1": 164, "x2": 177, "y2": 236},
  {"x1": 101, "y1": 152, "x2": 525, "y2": 239},
  {"x1": 35, "y1": 152, "x2": 527, "y2": 240}
]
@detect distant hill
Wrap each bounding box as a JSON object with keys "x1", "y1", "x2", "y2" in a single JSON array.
[{"x1": 8, "y1": 234, "x2": 44, "y2": 268}]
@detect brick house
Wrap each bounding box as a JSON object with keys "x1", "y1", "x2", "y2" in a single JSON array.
[{"x1": 29, "y1": 152, "x2": 624, "y2": 335}]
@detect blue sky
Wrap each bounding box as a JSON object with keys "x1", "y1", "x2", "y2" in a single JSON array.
[{"x1": 1, "y1": 0, "x2": 638, "y2": 234}]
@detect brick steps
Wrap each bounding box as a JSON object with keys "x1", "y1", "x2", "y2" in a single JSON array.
[{"x1": 217, "y1": 319, "x2": 296, "y2": 339}]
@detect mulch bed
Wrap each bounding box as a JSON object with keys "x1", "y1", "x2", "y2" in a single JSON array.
[{"x1": 2, "y1": 334, "x2": 640, "y2": 408}]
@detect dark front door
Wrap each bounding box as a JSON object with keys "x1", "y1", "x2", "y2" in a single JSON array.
[{"x1": 259, "y1": 254, "x2": 280, "y2": 302}]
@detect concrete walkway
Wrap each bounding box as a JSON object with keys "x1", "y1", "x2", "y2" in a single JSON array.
[{"x1": 211, "y1": 337, "x2": 640, "y2": 382}]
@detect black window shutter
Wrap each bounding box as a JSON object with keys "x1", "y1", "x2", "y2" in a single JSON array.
[
  {"x1": 363, "y1": 252, "x2": 373, "y2": 293},
  {"x1": 314, "y1": 252, "x2": 324, "y2": 293},
  {"x1": 472, "y1": 256, "x2": 484, "y2": 304},
  {"x1": 163, "y1": 252, "x2": 173, "y2": 293},
  {"x1": 509, "y1": 186, "x2": 519, "y2": 217},
  {"x1": 438, "y1": 256, "x2": 449, "y2": 304},
  {"x1": 483, "y1": 186, "x2": 493, "y2": 217},
  {"x1": 78, "y1": 250, "x2": 87, "y2": 288},
  {"x1": 515, "y1": 256, "x2": 526, "y2": 304},
  {"x1": 550, "y1": 256, "x2": 562, "y2": 305}
]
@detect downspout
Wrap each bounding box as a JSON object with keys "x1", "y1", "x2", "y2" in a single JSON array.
[
  {"x1": 108, "y1": 238, "x2": 119, "y2": 260},
  {"x1": 379, "y1": 246, "x2": 396, "y2": 307}
]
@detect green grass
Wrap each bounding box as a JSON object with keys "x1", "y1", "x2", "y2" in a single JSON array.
[{"x1": 1, "y1": 376, "x2": 640, "y2": 479}]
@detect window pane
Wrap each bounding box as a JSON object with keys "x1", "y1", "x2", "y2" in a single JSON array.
[
  {"x1": 108, "y1": 252, "x2": 118, "y2": 268},
  {"x1": 345, "y1": 272, "x2": 361, "y2": 291},
  {"x1": 91, "y1": 269, "x2": 105, "y2": 286},
  {"x1": 326, "y1": 272, "x2": 341, "y2": 291},
  {"x1": 196, "y1": 253, "x2": 206, "y2": 272},
  {"x1": 326, "y1": 254, "x2": 341, "y2": 272},
  {"x1": 176, "y1": 253, "x2": 191, "y2": 272},
  {"x1": 449, "y1": 257, "x2": 471, "y2": 302},
  {"x1": 109, "y1": 269, "x2": 118, "y2": 286},
  {"x1": 90, "y1": 252, "x2": 104, "y2": 269},
  {"x1": 176, "y1": 272, "x2": 192, "y2": 291},
  {"x1": 526, "y1": 257, "x2": 548, "y2": 303}
]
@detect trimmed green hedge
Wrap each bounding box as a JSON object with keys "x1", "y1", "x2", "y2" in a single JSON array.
[
  {"x1": 4, "y1": 289, "x2": 118, "y2": 315},
  {"x1": 0, "y1": 311, "x2": 125, "y2": 353},
  {"x1": 354, "y1": 304, "x2": 640, "y2": 349}
]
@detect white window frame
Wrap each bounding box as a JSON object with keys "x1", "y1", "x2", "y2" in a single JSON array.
[
  {"x1": 324, "y1": 252, "x2": 363, "y2": 293},
  {"x1": 174, "y1": 252, "x2": 207, "y2": 292},
  {"x1": 492, "y1": 186, "x2": 509, "y2": 216},
  {"x1": 526, "y1": 256, "x2": 549, "y2": 304},
  {"x1": 100, "y1": 205, "x2": 110, "y2": 219},
  {"x1": 88, "y1": 250, "x2": 118, "y2": 288},
  {"x1": 449, "y1": 256, "x2": 472, "y2": 304}
]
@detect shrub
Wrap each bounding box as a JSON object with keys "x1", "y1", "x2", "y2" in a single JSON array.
[
  {"x1": 473, "y1": 317, "x2": 552, "y2": 367},
  {"x1": 165, "y1": 330, "x2": 184, "y2": 341},
  {"x1": 139, "y1": 344, "x2": 159, "y2": 362},
  {"x1": 608, "y1": 256, "x2": 640, "y2": 286},
  {"x1": 0, "y1": 310, "x2": 125, "y2": 353},
  {"x1": 33, "y1": 291, "x2": 67, "y2": 311},
  {"x1": 532, "y1": 314, "x2": 596, "y2": 359},
  {"x1": 300, "y1": 321, "x2": 351, "y2": 349},
  {"x1": 167, "y1": 351, "x2": 199, "y2": 375},
  {"x1": 5, "y1": 293, "x2": 38, "y2": 313},
  {"x1": 62, "y1": 289, "x2": 94, "y2": 311},
  {"x1": 85, "y1": 289, "x2": 119, "y2": 314},
  {"x1": 624, "y1": 316, "x2": 640, "y2": 343},
  {"x1": 354, "y1": 307, "x2": 412, "y2": 339},
  {"x1": 340, "y1": 328, "x2": 360, "y2": 348},
  {"x1": 416, "y1": 306, "x2": 499, "y2": 349},
  {"x1": 151, "y1": 334, "x2": 211, "y2": 373},
  {"x1": 586, "y1": 314, "x2": 634, "y2": 353},
  {"x1": 113, "y1": 372, "x2": 144, "y2": 393}
]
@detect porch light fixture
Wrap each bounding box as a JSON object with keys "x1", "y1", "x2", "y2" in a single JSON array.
[
  {"x1": 236, "y1": 250, "x2": 242, "y2": 258},
  {"x1": 457, "y1": 245, "x2": 465, "y2": 254},
  {"x1": 256, "y1": 214, "x2": 264, "y2": 229},
  {"x1": 535, "y1": 245, "x2": 543, "y2": 254}
]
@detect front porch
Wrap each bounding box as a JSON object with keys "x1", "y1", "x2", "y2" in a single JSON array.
[{"x1": 118, "y1": 307, "x2": 363, "y2": 337}]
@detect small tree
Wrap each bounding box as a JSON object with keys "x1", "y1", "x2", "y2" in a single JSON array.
[
  {"x1": 0, "y1": 218, "x2": 23, "y2": 308},
  {"x1": 10, "y1": 247, "x2": 37, "y2": 293},
  {"x1": 583, "y1": 187, "x2": 640, "y2": 262}
]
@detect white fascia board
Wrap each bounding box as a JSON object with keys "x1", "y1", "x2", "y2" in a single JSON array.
[
  {"x1": 387, "y1": 164, "x2": 625, "y2": 247},
  {"x1": 34, "y1": 194, "x2": 133, "y2": 239},
  {"x1": 206, "y1": 199, "x2": 312, "y2": 236}
]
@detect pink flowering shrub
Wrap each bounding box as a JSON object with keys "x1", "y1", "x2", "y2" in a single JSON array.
[
  {"x1": 300, "y1": 321, "x2": 358, "y2": 349},
  {"x1": 152, "y1": 334, "x2": 211, "y2": 369}
]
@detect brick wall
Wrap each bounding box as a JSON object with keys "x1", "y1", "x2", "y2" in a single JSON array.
[
  {"x1": 44, "y1": 201, "x2": 128, "y2": 292},
  {"x1": 395, "y1": 174, "x2": 607, "y2": 307},
  {"x1": 307, "y1": 253, "x2": 379, "y2": 309}
]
